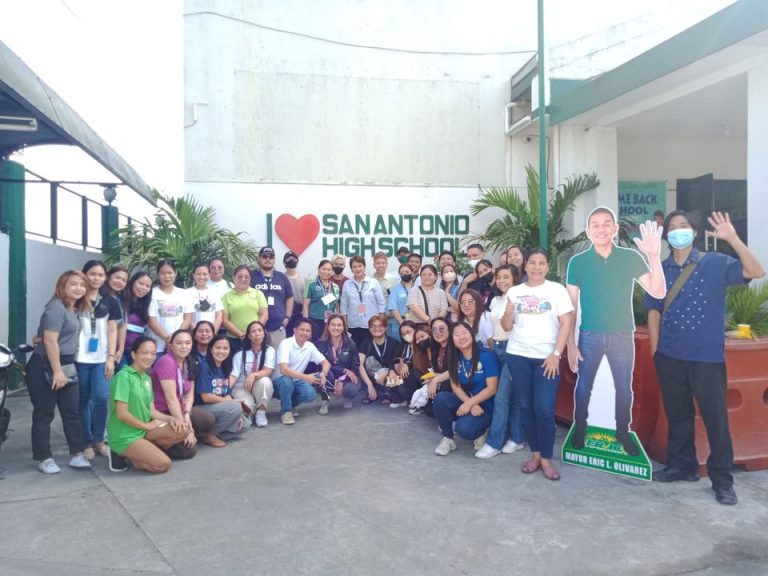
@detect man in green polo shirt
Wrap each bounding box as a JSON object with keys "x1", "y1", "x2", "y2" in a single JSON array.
[{"x1": 566, "y1": 207, "x2": 666, "y2": 456}]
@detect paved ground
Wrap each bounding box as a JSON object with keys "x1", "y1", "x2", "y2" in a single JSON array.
[{"x1": 0, "y1": 392, "x2": 767, "y2": 576}]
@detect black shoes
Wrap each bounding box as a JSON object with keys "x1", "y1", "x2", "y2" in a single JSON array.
[
  {"x1": 652, "y1": 467, "x2": 699, "y2": 483},
  {"x1": 109, "y1": 450, "x2": 129, "y2": 472},
  {"x1": 616, "y1": 431, "x2": 640, "y2": 457},
  {"x1": 571, "y1": 425, "x2": 586, "y2": 449},
  {"x1": 713, "y1": 485, "x2": 738, "y2": 506}
]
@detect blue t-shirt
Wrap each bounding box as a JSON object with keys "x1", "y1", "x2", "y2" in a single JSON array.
[
  {"x1": 250, "y1": 269, "x2": 294, "y2": 331},
  {"x1": 195, "y1": 360, "x2": 231, "y2": 404},
  {"x1": 456, "y1": 347, "x2": 499, "y2": 412},
  {"x1": 644, "y1": 249, "x2": 747, "y2": 363},
  {"x1": 387, "y1": 282, "x2": 411, "y2": 316}
]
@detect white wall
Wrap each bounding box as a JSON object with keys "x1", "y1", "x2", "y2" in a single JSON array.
[
  {"x1": 25, "y1": 240, "x2": 99, "y2": 344},
  {"x1": 184, "y1": 0, "x2": 528, "y2": 188},
  {"x1": 747, "y1": 63, "x2": 768, "y2": 274},
  {"x1": 618, "y1": 135, "x2": 747, "y2": 212}
]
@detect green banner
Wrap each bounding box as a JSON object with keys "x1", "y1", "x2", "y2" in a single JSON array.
[
  {"x1": 618, "y1": 181, "x2": 666, "y2": 225},
  {"x1": 563, "y1": 425, "x2": 651, "y2": 481}
]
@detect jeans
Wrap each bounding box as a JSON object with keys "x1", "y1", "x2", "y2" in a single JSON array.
[
  {"x1": 507, "y1": 353, "x2": 559, "y2": 459},
  {"x1": 272, "y1": 376, "x2": 317, "y2": 414},
  {"x1": 574, "y1": 331, "x2": 635, "y2": 432},
  {"x1": 433, "y1": 391, "x2": 492, "y2": 441},
  {"x1": 202, "y1": 402, "x2": 248, "y2": 435},
  {"x1": 654, "y1": 352, "x2": 733, "y2": 488},
  {"x1": 486, "y1": 342, "x2": 523, "y2": 449},
  {"x1": 76, "y1": 362, "x2": 109, "y2": 446},
  {"x1": 27, "y1": 354, "x2": 85, "y2": 461}
]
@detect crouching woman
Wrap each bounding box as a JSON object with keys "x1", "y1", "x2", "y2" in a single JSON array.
[{"x1": 107, "y1": 337, "x2": 188, "y2": 473}]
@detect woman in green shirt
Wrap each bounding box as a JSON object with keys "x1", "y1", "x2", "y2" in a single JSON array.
[
  {"x1": 107, "y1": 337, "x2": 187, "y2": 473},
  {"x1": 222, "y1": 265, "x2": 268, "y2": 352}
]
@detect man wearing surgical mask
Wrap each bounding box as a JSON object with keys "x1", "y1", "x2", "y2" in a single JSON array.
[
  {"x1": 283, "y1": 251, "x2": 304, "y2": 337},
  {"x1": 644, "y1": 211, "x2": 765, "y2": 506}
]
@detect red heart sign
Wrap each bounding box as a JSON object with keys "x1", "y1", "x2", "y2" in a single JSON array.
[{"x1": 274, "y1": 214, "x2": 320, "y2": 256}]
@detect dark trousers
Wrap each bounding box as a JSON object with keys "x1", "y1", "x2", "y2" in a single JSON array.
[
  {"x1": 654, "y1": 352, "x2": 734, "y2": 488},
  {"x1": 27, "y1": 353, "x2": 85, "y2": 461},
  {"x1": 348, "y1": 328, "x2": 369, "y2": 348}
]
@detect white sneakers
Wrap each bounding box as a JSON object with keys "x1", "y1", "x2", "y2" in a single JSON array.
[
  {"x1": 475, "y1": 440, "x2": 525, "y2": 459},
  {"x1": 254, "y1": 410, "x2": 268, "y2": 427},
  {"x1": 69, "y1": 454, "x2": 92, "y2": 469},
  {"x1": 435, "y1": 437, "x2": 457, "y2": 456},
  {"x1": 474, "y1": 444, "x2": 501, "y2": 459},
  {"x1": 38, "y1": 458, "x2": 61, "y2": 474},
  {"x1": 473, "y1": 431, "x2": 488, "y2": 451},
  {"x1": 280, "y1": 412, "x2": 295, "y2": 425},
  {"x1": 501, "y1": 440, "x2": 525, "y2": 454},
  {"x1": 318, "y1": 400, "x2": 329, "y2": 415}
]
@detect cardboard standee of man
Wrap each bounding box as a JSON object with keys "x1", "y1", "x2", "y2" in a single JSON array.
[{"x1": 563, "y1": 207, "x2": 667, "y2": 480}]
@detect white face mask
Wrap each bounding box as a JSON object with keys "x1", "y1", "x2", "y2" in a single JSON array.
[
  {"x1": 443, "y1": 272, "x2": 456, "y2": 283},
  {"x1": 402, "y1": 333, "x2": 413, "y2": 343}
]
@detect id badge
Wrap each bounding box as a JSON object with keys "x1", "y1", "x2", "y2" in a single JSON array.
[
  {"x1": 357, "y1": 304, "x2": 367, "y2": 315},
  {"x1": 321, "y1": 293, "x2": 336, "y2": 306},
  {"x1": 88, "y1": 336, "x2": 99, "y2": 352},
  {"x1": 267, "y1": 296, "x2": 275, "y2": 306}
]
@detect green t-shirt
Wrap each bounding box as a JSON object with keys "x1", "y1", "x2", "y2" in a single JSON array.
[
  {"x1": 222, "y1": 288, "x2": 268, "y2": 336},
  {"x1": 303, "y1": 278, "x2": 340, "y2": 320},
  {"x1": 566, "y1": 245, "x2": 649, "y2": 332},
  {"x1": 107, "y1": 366, "x2": 154, "y2": 454}
]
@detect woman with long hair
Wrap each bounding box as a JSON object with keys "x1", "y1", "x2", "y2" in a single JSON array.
[
  {"x1": 502, "y1": 248, "x2": 574, "y2": 480},
  {"x1": 433, "y1": 321, "x2": 499, "y2": 456},
  {"x1": 195, "y1": 335, "x2": 249, "y2": 446},
  {"x1": 229, "y1": 320, "x2": 275, "y2": 427},
  {"x1": 407, "y1": 264, "x2": 449, "y2": 323},
  {"x1": 105, "y1": 265, "x2": 129, "y2": 366},
  {"x1": 187, "y1": 263, "x2": 224, "y2": 333},
  {"x1": 316, "y1": 314, "x2": 361, "y2": 413},
  {"x1": 303, "y1": 259, "x2": 340, "y2": 342},
  {"x1": 147, "y1": 260, "x2": 194, "y2": 355},
  {"x1": 506, "y1": 245, "x2": 528, "y2": 282},
  {"x1": 120, "y1": 271, "x2": 153, "y2": 370},
  {"x1": 107, "y1": 337, "x2": 188, "y2": 473},
  {"x1": 192, "y1": 320, "x2": 216, "y2": 361},
  {"x1": 27, "y1": 271, "x2": 92, "y2": 474},
  {"x1": 151, "y1": 329, "x2": 216, "y2": 455},
  {"x1": 421, "y1": 317, "x2": 453, "y2": 417},
  {"x1": 76, "y1": 260, "x2": 121, "y2": 461},
  {"x1": 456, "y1": 288, "x2": 493, "y2": 346},
  {"x1": 439, "y1": 262, "x2": 461, "y2": 318}
]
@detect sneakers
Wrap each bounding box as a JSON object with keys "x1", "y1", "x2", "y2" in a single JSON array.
[
  {"x1": 501, "y1": 440, "x2": 525, "y2": 454},
  {"x1": 571, "y1": 425, "x2": 586, "y2": 449},
  {"x1": 68, "y1": 454, "x2": 92, "y2": 469},
  {"x1": 389, "y1": 401, "x2": 407, "y2": 409},
  {"x1": 83, "y1": 447, "x2": 96, "y2": 461},
  {"x1": 714, "y1": 485, "x2": 738, "y2": 506},
  {"x1": 38, "y1": 458, "x2": 61, "y2": 475},
  {"x1": 318, "y1": 400, "x2": 329, "y2": 415},
  {"x1": 109, "y1": 450, "x2": 129, "y2": 472},
  {"x1": 281, "y1": 412, "x2": 296, "y2": 425},
  {"x1": 343, "y1": 400, "x2": 353, "y2": 409},
  {"x1": 652, "y1": 467, "x2": 699, "y2": 483},
  {"x1": 473, "y1": 431, "x2": 488, "y2": 451},
  {"x1": 408, "y1": 406, "x2": 424, "y2": 415},
  {"x1": 474, "y1": 443, "x2": 501, "y2": 460},
  {"x1": 435, "y1": 437, "x2": 457, "y2": 456},
  {"x1": 254, "y1": 410, "x2": 268, "y2": 427}
]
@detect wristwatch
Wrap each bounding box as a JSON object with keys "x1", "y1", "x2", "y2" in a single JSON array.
[{"x1": 553, "y1": 350, "x2": 561, "y2": 358}]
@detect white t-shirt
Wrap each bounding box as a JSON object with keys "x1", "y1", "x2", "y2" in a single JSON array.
[
  {"x1": 274, "y1": 336, "x2": 325, "y2": 379},
  {"x1": 488, "y1": 295, "x2": 513, "y2": 342},
  {"x1": 147, "y1": 286, "x2": 194, "y2": 352},
  {"x1": 230, "y1": 346, "x2": 277, "y2": 387},
  {"x1": 505, "y1": 280, "x2": 574, "y2": 359},
  {"x1": 476, "y1": 311, "x2": 494, "y2": 347},
  {"x1": 186, "y1": 286, "x2": 223, "y2": 327},
  {"x1": 207, "y1": 278, "x2": 232, "y2": 302}
]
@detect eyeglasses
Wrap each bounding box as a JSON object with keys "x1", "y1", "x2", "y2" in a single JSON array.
[
  {"x1": 260, "y1": 254, "x2": 275, "y2": 260},
  {"x1": 431, "y1": 327, "x2": 447, "y2": 334},
  {"x1": 370, "y1": 324, "x2": 385, "y2": 329}
]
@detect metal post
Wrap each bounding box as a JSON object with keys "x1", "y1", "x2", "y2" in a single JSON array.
[
  {"x1": 538, "y1": 0, "x2": 548, "y2": 249},
  {"x1": 81, "y1": 196, "x2": 88, "y2": 249},
  {"x1": 50, "y1": 182, "x2": 58, "y2": 244},
  {"x1": 101, "y1": 204, "x2": 119, "y2": 254}
]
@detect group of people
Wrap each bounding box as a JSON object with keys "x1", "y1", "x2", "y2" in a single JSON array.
[{"x1": 25, "y1": 209, "x2": 763, "y2": 504}]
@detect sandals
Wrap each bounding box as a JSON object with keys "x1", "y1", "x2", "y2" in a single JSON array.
[
  {"x1": 521, "y1": 459, "x2": 541, "y2": 474},
  {"x1": 541, "y1": 463, "x2": 561, "y2": 481},
  {"x1": 379, "y1": 397, "x2": 392, "y2": 406},
  {"x1": 361, "y1": 397, "x2": 374, "y2": 405}
]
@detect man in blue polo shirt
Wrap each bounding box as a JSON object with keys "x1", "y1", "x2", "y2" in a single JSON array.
[
  {"x1": 645, "y1": 210, "x2": 764, "y2": 505},
  {"x1": 250, "y1": 246, "x2": 294, "y2": 350},
  {"x1": 566, "y1": 207, "x2": 666, "y2": 456}
]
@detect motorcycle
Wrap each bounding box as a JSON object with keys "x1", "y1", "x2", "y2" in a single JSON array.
[{"x1": 0, "y1": 342, "x2": 33, "y2": 451}]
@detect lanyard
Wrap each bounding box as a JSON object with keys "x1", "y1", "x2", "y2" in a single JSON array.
[
  {"x1": 317, "y1": 277, "x2": 332, "y2": 295},
  {"x1": 354, "y1": 280, "x2": 366, "y2": 303},
  {"x1": 261, "y1": 272, "x2": 273, "y2": 298},
  {"x1": 176, "y1": 365, "x2": 186, "y2": 399},
  {"x1": 372, "y1": 338, "x2": 387, "y2": 361},
  {"x1": 331, "y1": 341, "x2": 343, "y2": 363},
  {"x1": 459, "y1": 355, "x2": 474, "y2": 387},
  {"x1": 250, "y1": 350, "x2": 262, "y2": 372},
  {"x1": 89, "y1": 295, "x2": 102, "y2": 335}
]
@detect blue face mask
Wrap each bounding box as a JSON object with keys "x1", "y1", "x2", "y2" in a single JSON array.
[{"x1": 667, "y1": 228, "x2": 694, "y2": 250}]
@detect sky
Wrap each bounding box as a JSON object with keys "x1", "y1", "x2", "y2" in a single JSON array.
[{"x1": 0, "y1": 0, "x2": 735, "y2": 228}]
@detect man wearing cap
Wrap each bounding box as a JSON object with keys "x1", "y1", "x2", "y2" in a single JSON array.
[{"x1": 250, "y1": 247, "x2": 294, "y2": 350}]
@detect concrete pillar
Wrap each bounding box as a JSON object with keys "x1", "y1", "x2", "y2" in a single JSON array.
[
  {"x1": 557, "y1": 125, "x2": 618, "y2": 235},
  {"x1": 747, "y1": 63, "x2": 768, "y2": 270}
]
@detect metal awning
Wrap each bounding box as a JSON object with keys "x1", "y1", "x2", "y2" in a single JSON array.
[{"x1": 0, "y1": 39, "x2": 154, "y2": 203}]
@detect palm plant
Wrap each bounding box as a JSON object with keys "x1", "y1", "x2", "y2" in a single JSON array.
[
  {"x1": 725, "y1": 281, "x2": 768, "y2": 336},
  {"x1": 469, "y1": 164, "x2": 599, "y2": 278},
  {"x1": 105, "y1": 191, "x2": 259, "y2": 286}
]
